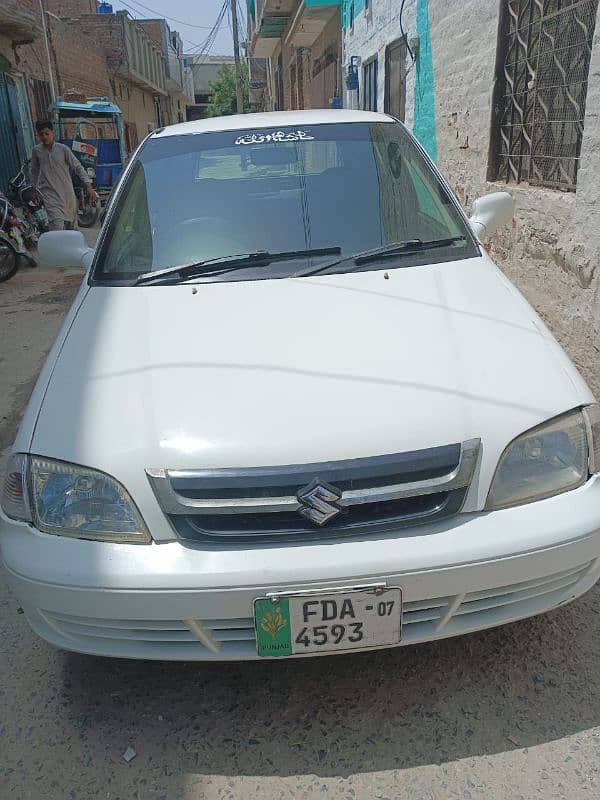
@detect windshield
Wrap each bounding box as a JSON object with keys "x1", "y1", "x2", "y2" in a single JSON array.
[{"x1": 93, "y1": 122, "x2": 477, "y2": 284}]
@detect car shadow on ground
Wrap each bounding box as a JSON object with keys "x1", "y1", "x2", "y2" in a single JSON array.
[{"x1": 60, "y1": 586, "x2": 600, "y2": 779}]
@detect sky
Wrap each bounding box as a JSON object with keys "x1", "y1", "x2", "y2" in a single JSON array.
[{"x1": 109, "y1": 0, "x2": 247, "y2": 56}]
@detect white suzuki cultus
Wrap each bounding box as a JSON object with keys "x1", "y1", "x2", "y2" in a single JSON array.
[{"x1": 2, "y1": 110, "x2": 600, "y2": 660}]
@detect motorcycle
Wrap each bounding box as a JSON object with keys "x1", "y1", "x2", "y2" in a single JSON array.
[
  {"x1": 7, "y1": 161, "x2": 49, "y2": 246},
  {"x1": 73, "y1": 167, "x2": 100, "y2": 228},
  {"x1": 0, "y1": 192, "x2": 36, "y2": 284}
]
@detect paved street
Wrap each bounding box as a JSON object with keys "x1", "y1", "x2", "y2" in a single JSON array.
[{"x1": 1, "y1": 260, "x2": 599, "y2": 800}]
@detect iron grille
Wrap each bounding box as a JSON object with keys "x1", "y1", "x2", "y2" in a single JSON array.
[{"x1": 490, "y1": 0, "x2": 598, "y2": 190}]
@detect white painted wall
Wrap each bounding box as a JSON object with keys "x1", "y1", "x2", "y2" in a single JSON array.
[{"x1": 342, "y1": 0, "x2": 417, "y2": 121}]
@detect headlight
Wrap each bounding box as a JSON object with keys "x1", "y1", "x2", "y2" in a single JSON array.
[
  {"x1": 1, "y1": 455, "x2": 150, "y2": 544},
  {"x1": 486, "y1": 408, "x2": 598, "y2": 510}
]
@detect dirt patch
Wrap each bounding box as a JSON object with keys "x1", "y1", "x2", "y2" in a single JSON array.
[
  {"x1": 0, "y1": 376, "x2": 38, "y2": 453},
  {"x1": 27, "y1": 275, "x2": 83, "y2": 309}
]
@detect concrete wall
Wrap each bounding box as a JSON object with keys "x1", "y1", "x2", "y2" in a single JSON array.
[{"x1": 344, "y1": 0, "x2": 600, "y2": 343}]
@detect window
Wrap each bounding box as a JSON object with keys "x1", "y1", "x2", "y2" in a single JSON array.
[
  {"x1": 349, "y1": 1, "x2": 355, "y2": 29},
  {"x1": 384, "y1": 38, "x2": 407, "y2": 121},
  {"x1": 94, "y1": 122, "x2": 475, "y2": 283},
  {"x1": 489, "y1": 0, "x2": 598, "y2": 190},
  {"x1": 362, "y1": 57, "x2": 378, "y2": 111}
]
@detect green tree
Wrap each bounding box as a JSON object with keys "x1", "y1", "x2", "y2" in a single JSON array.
[{"x1": 206, "y1": 63, "x2": 251, "y2": 117}]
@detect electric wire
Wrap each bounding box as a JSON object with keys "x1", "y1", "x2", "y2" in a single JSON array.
[{"x1": 115, "y1": 0, "x2": 215, "y2": 29}]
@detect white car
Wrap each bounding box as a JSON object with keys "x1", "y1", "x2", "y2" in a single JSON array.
[{"x1": 2, "y1": 110, "x2": 600, "y2": 661}]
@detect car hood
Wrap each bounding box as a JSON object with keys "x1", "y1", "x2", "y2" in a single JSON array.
[{"x1": 31, "y1": 255, "x2": 592, "y2": 510}]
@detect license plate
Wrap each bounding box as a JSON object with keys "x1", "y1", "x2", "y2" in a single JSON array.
[{"x1": 254, "y1": 586, "x2": 402, "y2": 657}]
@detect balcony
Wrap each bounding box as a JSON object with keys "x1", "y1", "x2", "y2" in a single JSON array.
[
  {"x1": 250, "y1": 0, "x2": 295, "y2": 57},
  {"x1": 286, "y1": 0, "x2": 341, "y2": 48},
  {"x1": 250, "y1": 0, "x2": 340, "y2": 56}
]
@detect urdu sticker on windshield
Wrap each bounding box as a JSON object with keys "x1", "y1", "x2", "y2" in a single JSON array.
[{"x1": 235, "y1": 130, "x2": 315, "y2": 145}]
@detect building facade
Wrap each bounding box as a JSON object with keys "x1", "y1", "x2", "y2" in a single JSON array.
[
  {"x1": 72, "y1": 9, "x2": 168, "y2": 148},
  {"x1": 138, "y1": 19, "x2": 194, "y2": 125},
  {"x1": 248, "y1": 0, "x2": 343, "y2": 110},
  {"x1": 185, "y1": 54, "x2": 236, "y2": 119}
]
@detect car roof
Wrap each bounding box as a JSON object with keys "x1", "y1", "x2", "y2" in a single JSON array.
[{"x1": 152, "y1": 109, "x2": 395, "y2": 138}]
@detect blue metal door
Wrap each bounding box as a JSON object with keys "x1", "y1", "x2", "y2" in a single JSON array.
[{"x1": 0, "y1": 72, "x2": 26, "y2": 193}]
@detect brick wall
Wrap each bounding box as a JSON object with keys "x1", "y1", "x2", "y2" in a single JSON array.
[
  {"x1": 54, "y1": 20, "x2": 111, "y2": 96},
  {"x1": 14, "y1": 2, "x2": 113, "y2": 114},
  {"x1": 45, "y1": 0, "x2": 97, "y2": 15},
  {"x1": 138, "y1": 19, "x2": 164, "y2": 49},
  {"x1": 68, "y1": 14, "x2": 126, "y2": 73}
]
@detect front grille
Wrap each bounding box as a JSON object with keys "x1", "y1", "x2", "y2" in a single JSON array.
[
  {"x1": 38, "y1": 560, "x2": 596, "y2": 659},
  {"x1": 172, "y1": 491, "x2": 465, "y2": 541},
  {"x1": 147, "y1": 439, "x2": 480, "y2": 544}
]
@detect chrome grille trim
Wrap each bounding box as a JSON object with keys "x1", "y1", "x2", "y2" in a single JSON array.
[{"x1": 146, "y1": 438, "x2": 481, "y2": 516}]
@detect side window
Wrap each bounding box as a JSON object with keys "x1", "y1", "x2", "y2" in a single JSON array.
[
  {"x1": 405, "y1": 161, "x2": 443, "y2": 223},
  {"x1": 99, "y1": 162, "x2": 153, "y2": 274},
  {"x1": 372, "y1": 124, "x2": 465, "y2": 242}
]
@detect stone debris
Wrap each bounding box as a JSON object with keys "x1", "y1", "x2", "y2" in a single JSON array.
[{"x1": 122, "y1": 746, "x2": 137, "y2": 763}]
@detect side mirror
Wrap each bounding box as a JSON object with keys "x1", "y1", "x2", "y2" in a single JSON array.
[
  {"x1": 469, "y1": 191, "x2": 515, "y2": 243},
  {"x1": 38, "y1": 230, "x2": 94, "y2": 270}
]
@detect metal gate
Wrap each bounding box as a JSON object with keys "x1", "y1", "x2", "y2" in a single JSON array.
[{"x1": 490, "y1": 0, "x2": 599, "y2": 190}]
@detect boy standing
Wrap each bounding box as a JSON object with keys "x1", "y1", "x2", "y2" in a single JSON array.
[{"x1": 31, "y1": 120, "x2": 97, "y2": 231}]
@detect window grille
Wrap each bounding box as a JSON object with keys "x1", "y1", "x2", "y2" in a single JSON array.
[{"x1": 489, "y1": 0, "x2": 598, "y2": 190}]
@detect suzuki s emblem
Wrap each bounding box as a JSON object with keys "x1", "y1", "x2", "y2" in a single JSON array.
[{"x1": 296, "y1": 479, "x2": 342, "y2": 526}]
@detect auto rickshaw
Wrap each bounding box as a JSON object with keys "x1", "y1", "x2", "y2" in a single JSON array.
[{"x1": 49, "y1": 93, "x2": 128, "y2": 226}]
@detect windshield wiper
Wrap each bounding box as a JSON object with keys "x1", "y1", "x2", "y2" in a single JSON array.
[
  {"x1": 133, "y1": 247, "x2": 342, "y2": 286},
  {"x1": 295, "y1": 236, "x2": 468, "y2": 278}
]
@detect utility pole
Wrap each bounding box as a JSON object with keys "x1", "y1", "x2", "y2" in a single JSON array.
[
  {"x1": 230, "y1": 0, "x2": 244, "y2": 114},
  {"x1": 39, "y1": 0, "x2": 56, "y2": 100}
]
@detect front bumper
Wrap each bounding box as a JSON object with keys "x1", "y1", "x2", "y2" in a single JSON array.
[{"x1": 2, "y1": 478, "x2": 600, "y2": 660}]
